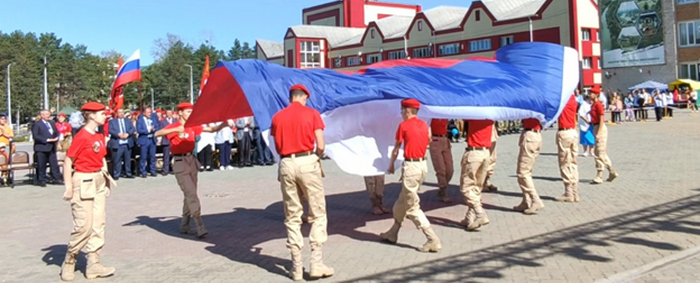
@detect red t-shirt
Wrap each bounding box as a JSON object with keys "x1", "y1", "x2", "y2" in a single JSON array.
[
  {"x1": 271, "y1": 102, "x2": 325, "y2": 156},
  {"x1": 67, "y1": 129, "x2": 106, "y2": 173},
  {"x1": 466, "y1": 120, "x2": 493, "y2": 148},
  {"x1": 396, "y1": 117, "x2": 429, "y2": 159},
  {"x1": 590, "y1": 101, "x2": 605, "y2": 124},
  {"x1": 522, "y1": 118, "x2": 542, "y2": 131},
  {"x1": 164, "y1": 121, "x2": 204, "y2": 154},
  {"x1": 430, "y1": 119, "x2": 448, "y2": 136},
  {"x1": 55, "y1": 122, "x2": 72, "y2": 136},
  {"x1": 558, "y1": 94, "x2": 577, "y2": 129}
]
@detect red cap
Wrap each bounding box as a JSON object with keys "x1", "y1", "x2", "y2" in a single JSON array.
[
  {"x1": 80, "y1": 102, "x2": 107, "y2": 112},
  {"x1": 177, "y1": 102, "x2": 194, "y2": 110},
  {"x1": 590, "y1": 87, "x2": 601, "y2": 94},
  {"x1": 57, "y1": 113, "x2": 66, "y2": 118},
  {"x1": 290, "y1": 84, "x2": 310, "y2": 97},
  {"x1": 401, "y1": 98, "x2": 421, "y2": 109}
]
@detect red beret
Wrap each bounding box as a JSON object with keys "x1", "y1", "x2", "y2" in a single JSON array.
[
  {"x1": 401, "y1": 98, "x2": 421, "y2": 109},
  {"x1": 177, "y1": 102, "x2": 194, "y2": 110},
  {"x1": 57, "y1": 113, "x2": 66, "y2": 118},
  {"x1": 134, "y1": 111, "x2": 141, "y2": 116},
  {"x1": 290, "y1": 84, "x2": 310, "y2": 97},
  {"x1": 80, "y1": 102, "x2": 107, "y2": 112},
  {"x1": 590, "y1": 87, "x2": 601, "y2": 94}
]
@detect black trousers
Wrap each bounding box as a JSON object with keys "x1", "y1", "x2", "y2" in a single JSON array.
[
  {"x1": 161, "y1": 145, "x2": 171, "y2": 173},
  {"x1": 655, "y1": 107, "x2": 663, "y2": 121},
  {"x1": 36, "y1": 150, "x2": 61, "y2": 184},
  {"x1": 237, "y1": 134, "x2": 252, "y2": 166},
  {"x1": 197, "y1": 144, "x2": 213, "y2": 169}
]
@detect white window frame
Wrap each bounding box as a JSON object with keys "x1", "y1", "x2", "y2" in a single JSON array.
[
  {"x1": 366, "y1": 54, "x2": 382, "y2": 64},
  {"x1": 439, "y1": 43, "x2": 460, "y2": 56},
  {"x1": 346, "y1": 57, "x2": 361, "y2": 66},
  {"x1": 388, "y1": 50, "x2": 407, "y2": 60},
  {"x1": 412, "y1": 47, "x2": 431, "y2": 58},
  {"x1": 679, "y1": 63, "x2": 699, "y2": 80},
  {"x1": 596, "y1": 31, "x2": 600, "y2": 42},
  {"x1": 300, "y1": 41, "x2": 321, "y2": 69},
  {"x1": 500, "y1": 36, "x2": 514, "y2": 47},
  {"x1": 582, "y1": 57, "x2": 592, "y2": 69},
  {"x1": 469, "y1": 39, "x2": 491, "y2": 52},
  {"x1": 581, "y1": 29, "x2": 591, "y2": 41},
  {"x1": 678, "y1": 20, "x2": 700, "y2": 47}
]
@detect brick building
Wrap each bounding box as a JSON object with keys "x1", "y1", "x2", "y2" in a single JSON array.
[{"x1": 256, "y1": 0, "x2": 602, "y2": 91}]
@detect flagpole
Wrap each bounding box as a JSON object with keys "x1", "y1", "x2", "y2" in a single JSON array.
[{"x1": 139, "y1": 80, "x2": 144, "y2": 111}]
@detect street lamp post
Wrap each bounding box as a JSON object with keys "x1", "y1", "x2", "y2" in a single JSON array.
[
  {"x1": 150, "y1": 88, "x2": 154, "y2": 109},
  {"x1": 184, "y1": 64, "x2": 193, "y2": 104},
  {"x1": 6, "y1": 63, "x2": 12, "y2": 125},
  {"x1": 43, "y1": 56, "x2": 49, "y2": 110}
]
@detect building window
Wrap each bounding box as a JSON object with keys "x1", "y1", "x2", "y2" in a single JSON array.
[
  {"x1": 469, "y1": 39, "x2": 492, "y2": 52},
  {"x1": 500, "y1": 36, "x2": 514, "y2": 47},
  {"x1": 334, "y1": 58, "x2": 342, "y2": 68},
  {"x1": 388, "y1": 50, "x2": 407, "y2": 60},
  {"x1": 678, "y1": 21, "x2": 700, "y2": 46},
  {"x1": 418, "y1": 21, "x2": 423, "y2": 31},
  {"x1": 439, "y1": 43, "x2": 460, "y2": 56},
  {"x1": 300, "y1": 40, "x2": 321, "y2": 69},
  {"x1": 371, "y1": 29, "x2": 375, "y2": 39},
  {"x1": 596, "y1": 57, "x2": 601, "y2": 69},
  {"x1": 475, "y1": 10, "x2": 481, "y2": 21},
  {"x1": 366, "y1": 54, "x2": 382, "y2": 64},
  {"x1": 678, "y1": 0, "x2": 698, "y2": 4},
  {"x1": 346, "y1": 57, "x2": 361, "y2": 66},
  {"x1": 582, "y1": 57, "x2": 592, "y2": 69},
  {"x1": 582, "y1": 29, "x2": 591, "y2": 41},
  {"x1": 596, "y1": 31, "x2": 600, "y2": 42},
  {"x1": 412, "y1": 47, "x2": 431, "y2": 58},
  {"x1": 679, "y1": 63, "x2": 699, "y2": 80}
]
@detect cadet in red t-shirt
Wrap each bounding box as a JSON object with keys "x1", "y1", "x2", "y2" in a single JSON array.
[
  {"x1": 460, "y1": 119, "x2": 494, "y2": 231},
  {"x1": 588, "y1": 88, "x2": 618, "y2": 184},
  {"x1": 555, "y1": 93, "x2": 581, "y2": 202},
  {"x1": 269, "y1": 84, "x2": 333, "y2": 280},
  {"x1": 380, "y1": 98, "x2": 441, "y2": 253},
  {"x1": 60, "y1": 102, "x2": 116, "y2": 281},
  {"x1": 514, "y1": 118, "x2": 544, "y2": 215},
  {"x1": 155, "y1": 102, "x2": 232, "y2": 239},
  {"x1": 428, "y1": 118, "x2": 454, "y2": 203}
]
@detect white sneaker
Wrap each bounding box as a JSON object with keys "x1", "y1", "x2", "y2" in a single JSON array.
[
  {"x1": 226, "y1": 166, "x2": 234, "y2": 170},
  {"x1": 219, "y1": 166, "x2": 225, "y2": 170},
  {"x1": 582, "y1": 152, "x2": 589, "y2": 157}
]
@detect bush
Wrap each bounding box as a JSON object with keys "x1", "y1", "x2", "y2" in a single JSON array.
[{"x1": 12, "y1": 135, "x2": 30, "y2": 143}]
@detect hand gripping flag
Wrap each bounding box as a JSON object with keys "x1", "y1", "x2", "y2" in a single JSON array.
[
  {"x1": 109, "y1": 50, "x2": 141, "y2": 110},
  {"x1": 186, "y1": 42, "x2": 580, "y2": 176}
]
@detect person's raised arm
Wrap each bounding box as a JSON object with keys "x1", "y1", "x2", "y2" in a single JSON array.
[{"x1": 155, "y1": 125, "x2": 184, "y2": 137}]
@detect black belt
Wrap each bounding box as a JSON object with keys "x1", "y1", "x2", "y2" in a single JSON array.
[
  {"x1": 432, "y1": 135, "x2": 447, "y2": 138},
  {"x1": 524, "y1": 129, "x2": 541, "y2": 133},
  {"x1": 591, "y1": 123, "x2": 600, "y2": 126},
  {"x1": 173, "y1": 153, "x2": 192, "y2": 157},
  {"x1": 405, "y1": 158, "x2": 425, "y2": 162},
  {"x1": 280, "y1": 151, "x2": 314, "y2": 159},
  {"x1": 558, "y1": 128, "x2": 575, "y2": 131},
  {"x1": 466, "y1": 147, "x2": 488, "y2": 151}
]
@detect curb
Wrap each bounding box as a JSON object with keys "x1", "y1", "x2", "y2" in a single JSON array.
[{"x1": 593, "y1": 245, "x2": 700, "y2": 283}]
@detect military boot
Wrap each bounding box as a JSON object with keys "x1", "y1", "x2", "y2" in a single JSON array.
[
  {"x1": 179, "y1": 215, "x2": 194, "y2": 234},
  {"x1": 85, "y1": 252, "x2": 115, "y2": 279},
  {"x1": 459, "y1": 207, "x2": 476, "y2": 227},
  {"x1": 524, "y1": 193, "x2": 544, "y2": 215},
  {"x1": 309, "y1": 243, "x2": 334, "y2": 279},
  {"x1": 193, "y1": 214, "x2": 208, "y2": 238},
  {"x1": 60, "y1": 253, "x2": 77, "y2": 281},
  {"x1": 590, "y1": 171, "x2": 604, "y2": 184},
  {"x1": 437, "y1": 187, "x2": 452, "y2": 203},
  {"x1": 573, "y1": 185, "x2": 581, "y2": 202},
  {"x1": 467, "y1": 207, "x2": 489, "y2": 231},
  {"x1": 512, "y1": 194, "x2": 532, "y2": 211},
  {"x1": 379, "y1": 221, "x2": 401, "y2": 243},
  {"x1": 418, "y1": 226, "x2": 441, "y2": 253},
  {"x1": 555, "y1": 186, "x2": 575, "y2": 202},
  {"x1": 289, "y1": 249, "x2": 303, "y2": 281},
  {"x1": 607, "y1": 169, "x2": 619, "y2": 182}
]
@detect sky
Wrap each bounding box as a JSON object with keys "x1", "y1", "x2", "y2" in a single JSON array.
[{"x1": 0, "y1": 0, "x2": 474, "y2": 65}]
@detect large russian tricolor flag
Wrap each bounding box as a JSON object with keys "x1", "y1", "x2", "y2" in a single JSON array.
[
  {"x1": 186, "y1": 42, "x2": 580, "y2": 176},
  {"x1": 112, "y1": 49, "x2": 141, "y2": 91}
]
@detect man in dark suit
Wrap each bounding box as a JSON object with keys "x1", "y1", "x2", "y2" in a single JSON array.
[
  {"x1": 136, "y1": 107, "x2": 158, "y2": 177},
  {"x1": 159, "y1": 109, "x2": 176, "y2": 175},
  {"x1": 32, "y1": 109, "x2": 63, "y2": 187},
  {"x1": 108, "y1": 108, "x2": 136, "y2": 179}
]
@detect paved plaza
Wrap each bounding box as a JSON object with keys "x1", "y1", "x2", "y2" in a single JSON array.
[{"x1": 1, "y1": 112, "x2": 699, "y2": 283}]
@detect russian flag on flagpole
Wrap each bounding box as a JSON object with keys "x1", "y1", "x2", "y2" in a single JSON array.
[{"x1": 111, "y1": 49, "x2": 141, "y2": 92}]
